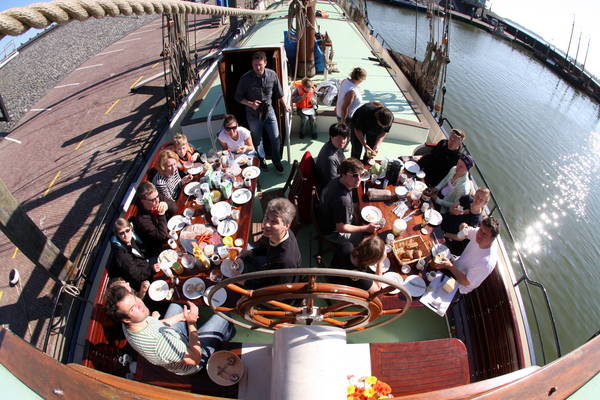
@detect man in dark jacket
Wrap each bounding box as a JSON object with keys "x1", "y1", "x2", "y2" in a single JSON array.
[
  {"x1": 350, "y1": 101, "x2": 393, "y2": 160},
  {"x1": 417, "y1": 128, "x2": 465, "y2": 186},
  {"x1": 110, "y1": 218, "x2": 159, "y2": 292},
  {"x1": 134, "y1": 181, "x2": 176, "y2": 257}
]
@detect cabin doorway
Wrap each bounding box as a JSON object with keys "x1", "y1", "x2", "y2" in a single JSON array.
[{"x1": 218, "y1": 46, "x2": 289, "y2": 160}]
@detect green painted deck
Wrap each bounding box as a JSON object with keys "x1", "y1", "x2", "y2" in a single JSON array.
[{"x1": 180, "y1": 1, "x2": 447, "y2": 346}]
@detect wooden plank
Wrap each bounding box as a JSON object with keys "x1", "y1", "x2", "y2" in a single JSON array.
[{"x1": 370, "y1": 338, "x2": 470, "y2": 396}]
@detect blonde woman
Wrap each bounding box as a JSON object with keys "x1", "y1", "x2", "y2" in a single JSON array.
[
  {"x1": 152, "y1": 149, "x2": 193, "y2": 201},
  {"x1": 336, "y1": 67, "x2": 366, "y2": 123}
]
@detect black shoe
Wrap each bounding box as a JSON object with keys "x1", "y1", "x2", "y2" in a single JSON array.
[
  {"x1": 259, "y1": 159, "x2": 268, "y2": 170},
  {"x1": 274, "y1": 162, "x2": 284, "y2": 173},
  {"x1": 299, "y1": 132, "x2": 305, "y2": 139},
  {"x1": 312, "y1": 133, "x2": 318, "y2": 139}
]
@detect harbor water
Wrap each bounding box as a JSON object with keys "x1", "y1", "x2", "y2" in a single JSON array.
[{"x1": 367, "y1": 2, "x2": 600, "y2": 360}]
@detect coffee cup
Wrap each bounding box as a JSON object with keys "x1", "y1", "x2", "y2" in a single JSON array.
[
  {"x1": 244, "y1": 177, "x2": 252, "y2": 188},
  {"x1": 168, "y1": 239, "x2": 177, "y2": 249},
  {"x1": 210, "y1": 254, "x2": 222, "y2": 266}
]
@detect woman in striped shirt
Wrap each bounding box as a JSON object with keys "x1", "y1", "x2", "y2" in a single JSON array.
[{"x1": 153, "y1": 149, "x2": 193, "y2": 202}]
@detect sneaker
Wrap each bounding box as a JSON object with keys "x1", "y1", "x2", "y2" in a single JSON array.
[
  {"x1": 274, "y1": 162, "x2": 284, "y2": 173},
  {"x1": 312, "y1": 132, "x2": 318, "y2": 139},
  {"x1": 259, "y1": 159, "x2": 268, "y2": 170}
]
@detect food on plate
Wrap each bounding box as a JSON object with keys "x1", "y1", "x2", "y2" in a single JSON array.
[{"x1": 195, "y1": 283, "x2": 205, "y2": 292}]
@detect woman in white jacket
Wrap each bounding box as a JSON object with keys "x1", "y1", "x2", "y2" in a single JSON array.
[{"x1": 431, "y1": 154, "x2": 474, "y2": 213}]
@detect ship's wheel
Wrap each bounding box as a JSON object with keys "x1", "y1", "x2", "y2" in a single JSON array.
[{"x1": 206, "y1": 268, "x2": 412, "y2": 333}]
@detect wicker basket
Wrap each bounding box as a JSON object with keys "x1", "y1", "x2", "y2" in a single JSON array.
[{"x1": 392, "y1": 235, "x2": 428, "y2": 265}]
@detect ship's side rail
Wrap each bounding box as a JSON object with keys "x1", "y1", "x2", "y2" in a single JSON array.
[{"x1": 439, "y1": 117, "x2": 561, "y2": 366}]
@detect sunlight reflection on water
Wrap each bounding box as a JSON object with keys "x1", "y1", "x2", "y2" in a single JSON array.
[{"x1": 514, "y1": 131, "x2": 600, "y2": 262}]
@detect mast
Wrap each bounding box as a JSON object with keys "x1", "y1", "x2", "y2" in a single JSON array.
[
  {"x1": 581, "y1": 37, "x2": 590, "y2": 72},
  {"x1": 573, "y1": 31, "x2": 582, "y2": 72},
  {"x1": 564, "y1": 16, "x2": 574, "y2": 67},
  {"x1": 297, "y1": 0, "x2": 316, "y2": 77}
]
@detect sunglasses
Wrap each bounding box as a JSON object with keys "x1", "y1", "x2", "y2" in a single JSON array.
[
  {"x1": 348, "y1": 172, "x2": 361, "y2": 178},
  {"x1": 118, "y1": 228, "x2": 131, "y2": 235},
  {"x1": 225, "y1": 125, "x2": 238, "y2": 131},
  {"x1": 144, "y1": 194, "x2": 159, "y2": 202}
]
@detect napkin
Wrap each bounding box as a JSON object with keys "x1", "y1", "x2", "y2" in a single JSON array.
[{"x1": 366, "y1": 188, "x2": 393, "y2": 201}]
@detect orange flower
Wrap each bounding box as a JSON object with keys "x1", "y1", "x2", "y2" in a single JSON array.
[{"x1": 374, "y1": 381, "x2": 392, "y2": 395}]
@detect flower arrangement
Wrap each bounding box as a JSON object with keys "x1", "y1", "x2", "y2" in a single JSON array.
[{"x1": 347, "y1": 375, "x2": 393, "y2": 399}]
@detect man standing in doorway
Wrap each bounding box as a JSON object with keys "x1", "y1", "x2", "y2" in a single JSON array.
[{"x1": 235, "y1": 51, "x2": 290, "y2": 172}]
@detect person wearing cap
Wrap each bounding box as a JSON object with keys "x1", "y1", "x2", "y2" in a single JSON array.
[
  {"x1": 417, "y1": 128, "x2": 465, "y2": 187},
  {"x1": 431, "y1": 154, "x2": 474, "y2": 213},
  {"x1": 350, "y1": 101, "x2": 394, "y2": 161}
]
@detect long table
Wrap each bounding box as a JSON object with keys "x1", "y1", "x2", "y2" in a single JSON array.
[{"x1": 152, "y1": 157, "x2": 259, "y2": 308}]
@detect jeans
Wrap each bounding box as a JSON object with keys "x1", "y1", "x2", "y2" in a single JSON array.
[
  {"x1": 246, "y1": 107, "x2": 281, "y2": 164},
  {"x1": 298, "y1": 112, "x2": 316, "y2": 138},
  {"x1": 163, "y1": 303, "x2": 234, "y2": 367}
]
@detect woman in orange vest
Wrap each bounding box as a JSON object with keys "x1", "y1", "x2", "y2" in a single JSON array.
[{"x1": 291, "y1": 77, "x2": 318, "y2": 139}]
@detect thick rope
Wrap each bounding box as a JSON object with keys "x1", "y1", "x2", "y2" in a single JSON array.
[{"x1": 0, "y1": 0, "x2": 278, "y2": 39}]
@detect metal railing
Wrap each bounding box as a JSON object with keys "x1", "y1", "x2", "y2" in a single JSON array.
[{"x1": 439, "y1": 117, "x2": 562, "y2": 364}]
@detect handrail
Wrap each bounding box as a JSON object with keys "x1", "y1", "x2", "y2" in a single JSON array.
[
  {"x1": 206, "y1": 93, "x2": 224, "y2": 152},
  {"x1": 439, "y1": 117, "x2": 562, "y2": 363}
]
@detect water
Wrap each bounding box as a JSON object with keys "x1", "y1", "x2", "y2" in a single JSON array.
[{"x1": 367, "y1": 2, "x2": 600, "y2": 360}]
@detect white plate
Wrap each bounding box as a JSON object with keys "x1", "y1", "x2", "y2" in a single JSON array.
[
  {"x1": 204, "y1": 286, "x2": 227, "y2": 307},
  {"x1": 424, "y1": 208, "x2": 443, "y2": 226},
  {"x1": 231, "y1": 188, "x2": 252, "y2": 205},
  {"x1": 221, "y1": 258, "x2": 245, "y2": 278},
  {"x1": 413, "y1": 181, "x2": 428, "y2": 193},
  {"x1": 369, "y1": 257, "x2": 391, "y2": 273},
  {"x1": 431, "y1": 243, "x2": 450, "y2": 258},
  {"x1": 211, "y1": 201, "x2": 232, "y2": 220},
  {"x1": 300, "y1": 107, "x2": 315, "y2": 116},
  {"x1": 361, "y1": 206, "x2": 382, "y2": 223},
  {"x1": 242, "y1": 166, "x2": 260, "y2": 179},
  {"x1": 404, "y1": 275, "x2": 427, "y2": 297},
  {"x1": 158, "y1": 249, "x2": 178, "y2": 264},
  {"x1": 167, "y1": 215, "x2": 187, "y2": 231},
  {"x1": 182, "y1": 277, "x2": 205, "y2": 300},
  {"x1": 148, "y1": 280, "x2": 169, "y2": 301},
  {"x1": 395, "y1": 186, "x2": 408, "y2": 196},
  {"x1": 184, "y1": 181, "x2": 202, "y2": 196},
  {"x1": 381, "y1": 272, "x2": 403, "y2": 294},
  {"x1": 235, "y1": 154, "x2": 249, "y2": 165},
  {"x1": 404, "y1": 161, "x2": 421, "y2": 174},
  {"x1": 217, "y1": 219, "x2": 238, "y2": 236},
  {"x1": 187, "y1": 166, "x2": 203, "y2": 175}
]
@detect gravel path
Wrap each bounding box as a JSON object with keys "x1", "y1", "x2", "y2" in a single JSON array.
[{"x1": 0, "y1": 15, "x2": 159, "y2": 133}]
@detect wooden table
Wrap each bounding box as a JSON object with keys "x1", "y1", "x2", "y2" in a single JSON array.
[
  {"x1": 357, "y1": 167, "x2": 446, "y2": 308},
  {"x1": 153, "y1": 158, "x2": 259, "y2": 308}
]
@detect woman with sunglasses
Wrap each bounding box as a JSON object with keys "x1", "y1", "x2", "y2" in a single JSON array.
[
  {"x1": 217, "y1": 114, "x2": 255, "y2": 154},
  {"x1": 109, "y1": 218, "x2": 160, "y2": 293}
]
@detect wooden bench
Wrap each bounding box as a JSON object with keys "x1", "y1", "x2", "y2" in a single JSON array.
[
  {"x1": 448, "y1": 268, "x2": 524, "y2": 381},
  {"x1": 370, "y1": 338, "x2": 470, "y2": 396}
]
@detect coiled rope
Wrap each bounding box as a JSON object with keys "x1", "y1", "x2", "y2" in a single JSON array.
[{"x1": 0, "y1": 0, "x2": 278, "y2": 39}]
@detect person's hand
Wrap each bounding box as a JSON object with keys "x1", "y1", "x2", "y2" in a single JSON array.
[
  {"x1": 285, "y1": 103, "x2": 291, "y2": 113},
  {"x1": 157, "y1": 201, "x2": 168, "y2": 215},
  {"x1": 248, "y1": 100, "x2": 261, "y2": 111},
  {"x1": 191, "y1": 153, "x2": 199, "y2": 162},
  {"x1": 151, "y1": 311, "x2": 160, "y2": 319},
  {"x1": 153, "y1": 263, "x2": 161, "y2": 273},
  {"x1": 449, "y1": 204, "x2": 461, "y2": 215},
  {"x1": 182, "y1": 174, "x2": 193, "y2": 185},
  {"x1": 183, "y1": 301, "x2": 199, "y2": 324},
  {"x1": 458, "y1": 222, "x2": 468, "y2": 231},
  {"x1": 236, "y1": 145, "x2": 245, "y2": 153},
  {"x1": 364, "y1": 223, "x2": 379, "y2": 233}
]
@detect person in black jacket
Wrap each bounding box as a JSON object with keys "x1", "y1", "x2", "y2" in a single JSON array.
[
  {"x1": 237, "y1": 198, "x2": 301, "y2": 288},
  {"x1": 134, "y1": 181, "x2": 176, "y2": 257},
  {"x1": 417, "y1": 128, "x2": 465, "y2": 187},
  {"x1": 109, "y1": 218, "x2": 159, "y2": 292}
]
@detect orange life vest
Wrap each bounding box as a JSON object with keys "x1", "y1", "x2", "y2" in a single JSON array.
[{"x1": 294, "y1": 82, "x2": 315, "y2": 110}]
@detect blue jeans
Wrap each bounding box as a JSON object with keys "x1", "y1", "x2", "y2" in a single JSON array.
[
  {"x1": 246, "y1": 107, "x2": 281, "y2": 164},
  {"x1": 299, "y1": 113, "x2": 316, "y2": 138},
  {"x1": 164, "y1": 303, "x2": 234, "y2": 366}
]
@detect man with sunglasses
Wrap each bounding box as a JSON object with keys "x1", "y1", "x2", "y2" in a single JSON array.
[
  {"x1": 319, "y1": 158, "x2": 381, "y2": 244},
  {"x1": 235, "y1": 51, "x2": 290, "y2": 172},
  {"x1": 134, "y1": 181, "x2": 176, "y2": 257},
  {"x1": 110, "y1": 218, "x2": 160, "y2": 293},
  {"x1": 417, "y1": 128, "x2": 466, "y2": 187}
]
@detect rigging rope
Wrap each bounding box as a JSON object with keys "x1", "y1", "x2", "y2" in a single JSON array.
[{"x1": 0, "y1": 0, "x2": 277, "y2": 39}]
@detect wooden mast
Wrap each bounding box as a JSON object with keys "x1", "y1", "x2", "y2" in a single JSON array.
[{"x1": 297, "y1": 0, "x2": 316, "y2": 77}]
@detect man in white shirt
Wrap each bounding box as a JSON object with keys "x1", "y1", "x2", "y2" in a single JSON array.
[{"x1": 433, "y1": 216, "x2": 499, "y2": 294}]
